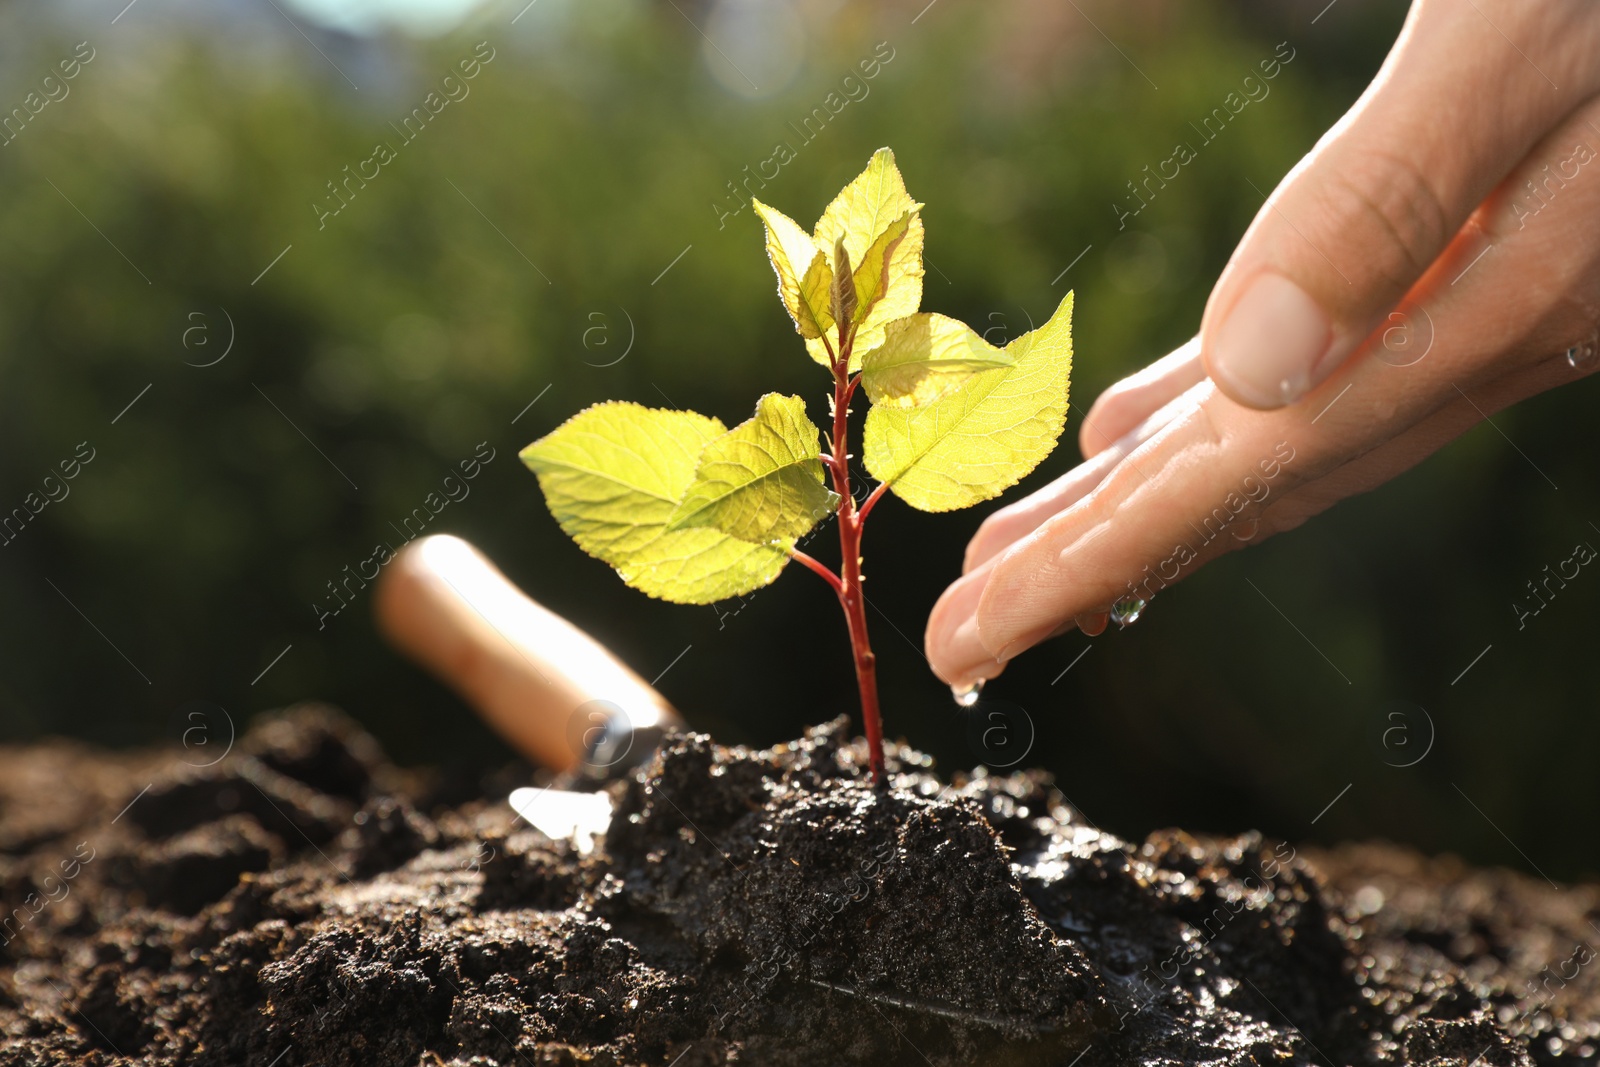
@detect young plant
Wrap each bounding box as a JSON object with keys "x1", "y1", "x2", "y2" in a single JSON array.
[{"x1": 521, "y1": 148, "x2": 1073, "y2": 784}]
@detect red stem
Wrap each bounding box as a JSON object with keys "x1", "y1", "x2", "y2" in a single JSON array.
[
  {"x1": 827, "y1": 332, "x2": 886, "y2": 785},
  {"x1": 788, "y1": 548, "x2": 843, "y2": 595},
  {"x1": 791, "y1": 324, "x2": 889, "y2": 783},
  {"x1": 857, "y1": 480, "x2": 890, "y2": 524}
]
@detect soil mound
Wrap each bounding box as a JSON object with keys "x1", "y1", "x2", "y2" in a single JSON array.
[{"x1": 2, "y1": 706, "x2": 1596, "y2": 1065}]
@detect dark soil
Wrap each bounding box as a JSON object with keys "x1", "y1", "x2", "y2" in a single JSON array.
[{"x1": 2, "y1": 705, "x2": 1598, "y2": 1066}]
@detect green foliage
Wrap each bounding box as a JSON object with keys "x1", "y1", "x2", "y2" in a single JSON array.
[
  {"x1": 523, "y1": 149, "x2": 1073, "y2": 601},
  {"x1": 751, "y1": 201, "x2": 834, "y2": 340},
  {"x1": 860, "y1": 313, "x2": 1017, "y2": 409},
  {"x1": 864, "y1": 293, "x2": 1074, "y2": 512},
  {"x1": 803, "y1": 149, "x2": 925, "y2": 370},
  {"x1": 520, "y1": 402, "x2": 789, "y2": 604},
  {"x1": 666, "y1": 393, "x2": 839, "y2": 544}
]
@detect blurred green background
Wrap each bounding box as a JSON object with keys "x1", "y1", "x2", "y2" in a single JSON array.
[{"x1": 2, "y1": 0, "x2": 1596, "y2": 878}]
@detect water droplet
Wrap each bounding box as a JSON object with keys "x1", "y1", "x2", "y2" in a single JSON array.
[
  {"x1": 1230, "y1": 518, "x2": 1260, "y2": 542},
  {"x1": 951, "y1": 680, "x2": 984, "y2": 707},
  {"x1": 1566, "y1": 330, "x2": 1599, "y2": 369},
  {"x1": 1278, "y1": 372, "x2": 1309, "y2": 404},
  {"x1": 1110, "y1": 596, "x2": 1146, "y2": 628}
]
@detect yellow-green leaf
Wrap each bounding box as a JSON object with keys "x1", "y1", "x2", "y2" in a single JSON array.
[
  {"x1": 754, "y1": 200, "x2": 833, "y2": 340},
  {"x1": 864, "y1": 292, "x2": 1074, "y2": 513},
  {"x1": 860, "y1": 313, "x2": 1017, "y2": 409},
  {"x1": 668, "y1": 393, "x2": 839, "y2": 543},
  {"x1": 813, "y1": 147, "x2": 919, "y2": 272},
  {"x1": 805, "y1": 148, "x2": 925, "y2": 369},
  {"x1": 521, "y1": 402, "x2": 789, "y2": 604},
  {"x1": 849, "y1": 210, "x2": 913, "y2": 327}
]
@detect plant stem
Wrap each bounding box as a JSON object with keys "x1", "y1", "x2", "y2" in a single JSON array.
[
  {"x1": 857, "y1": 481, "x2": 890, "y2": 524},
  {"x1": 827, "y1": 332, "x2": 886, "y2": 785},
  {"x1": 789, "y1": 548, "x2": 843, "y2": 595}
]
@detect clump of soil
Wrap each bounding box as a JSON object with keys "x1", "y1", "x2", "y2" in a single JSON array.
[{"x1": 2, "y1": 705, "x2": 1598, "y2": 1065}]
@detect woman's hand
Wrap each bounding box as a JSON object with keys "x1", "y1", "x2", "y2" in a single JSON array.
[{"x1": 926, "y1": 0, "x2": 1600, "y2": 686}]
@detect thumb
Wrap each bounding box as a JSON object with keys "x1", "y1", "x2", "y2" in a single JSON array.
[{"x1": 1201, "y1": 3, "x2": 1595, "y2": 409}]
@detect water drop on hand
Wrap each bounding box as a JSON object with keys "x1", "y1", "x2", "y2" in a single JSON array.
[
  {"x1": 1566, "y1": 329, "x2": 1599, "y2": 369},
  {"x1": 951, "y1": 680, "x2": 985, "y2": 707},
  {"x1": 1110, "y1": 596, "x2": 1147, "y2": 628}
]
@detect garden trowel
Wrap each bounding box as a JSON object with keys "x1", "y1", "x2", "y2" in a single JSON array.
[{"x1": 376, "y1": 534, "x2": 682, "y2": 851}]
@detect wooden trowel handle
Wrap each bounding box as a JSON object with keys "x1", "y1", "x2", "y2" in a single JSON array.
[{"x1": 374, "y1": 534, "x2": 681, "y2": 772}]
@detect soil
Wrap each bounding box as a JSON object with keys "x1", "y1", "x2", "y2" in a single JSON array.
[{"x1": 2, "y1": 704, "x2": 1598, "y2": 1066}]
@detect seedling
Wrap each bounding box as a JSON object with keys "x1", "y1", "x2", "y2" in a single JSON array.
[{"x1": 522, "y1": 148, "x2": 1073, "y2": 784}]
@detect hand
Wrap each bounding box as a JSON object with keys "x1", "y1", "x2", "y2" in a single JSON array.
[{"x1": 926, "y1": 0, "x2": 1600, "y2": 686}]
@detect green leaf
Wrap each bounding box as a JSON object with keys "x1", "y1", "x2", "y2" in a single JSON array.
[
  {"x1": 849, "y1": 210, "x2": 913, "y2": 327},
  {"x1": 521, "y1": 402, "x2": 789, "y2": 604},
  {"x1": 813, "y1": 147, "x2": 920, "y2": 273},
  {"x1": 753, "y1": 200, "x2": 833, "y2": 340},
  {"x1": 864, "y1": 292, "x2": 1074, "y2": 513},
  {"x1": 860, "y1": 313, "x2": 1017, "y2": 409},
  {"x1": 804, "y1": 148, "x2": 925, "y2": 370},
  {"x1": 667, "y1": 393, "x2": 839, "y2": 543}
]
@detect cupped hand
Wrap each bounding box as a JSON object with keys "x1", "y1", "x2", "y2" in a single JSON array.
[{"x1": 926, "y1": 0, "x2": 1600, "y2": 686}]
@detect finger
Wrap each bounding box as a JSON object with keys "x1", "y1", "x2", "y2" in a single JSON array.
[
  {"x1": 1081, "y1": 347, "x2": 1599, "y2": 604},
  {"x1": 974, "y1": 387, "x2": 1287, "y2": 668},
  {"x1": 1076, "y1": 612, "x2": 1109, "y2": 637},
  {"x1": 963, "y1": 441, "x2": 1125, "y2": 576},
  {"x1": 928, "y1": 380, "x2": 1256, "y2": 684},
  {"x1": 1077, "y1": 337, "x2": 1203, "y2": 459},
  {"x1": 927, "y1": 96, "x2": 1600, "y2": 681},
  {"x1": 965, "y1": 381, "x2": 1207, "y2": 574},
  {"x1": 1200, "y1": 3, "x2": 1600, "y2": 409},
  {"x1": 1251, "y1": 348, "x2": 1599, "y2": 542},
  {"x1": 925, "y1": 556, "x2": 1009, "y2": 687},
  {"x1": 926, "y1": 602, "x2": 1109, "y2": 688}
]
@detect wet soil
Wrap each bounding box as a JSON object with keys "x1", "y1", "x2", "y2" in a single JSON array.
[{"x1": 2, "y1": 704, "x2": 1598, "y2": 1066}]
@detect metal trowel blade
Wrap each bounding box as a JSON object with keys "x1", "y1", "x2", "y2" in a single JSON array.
[{"x1": 509, "y1": 786, "x2": 614, "y2": 854}]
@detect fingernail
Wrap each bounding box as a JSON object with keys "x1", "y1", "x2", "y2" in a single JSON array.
[{"x1": 1210, "y1": 272, "x2": 1332, "y2": 408}]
